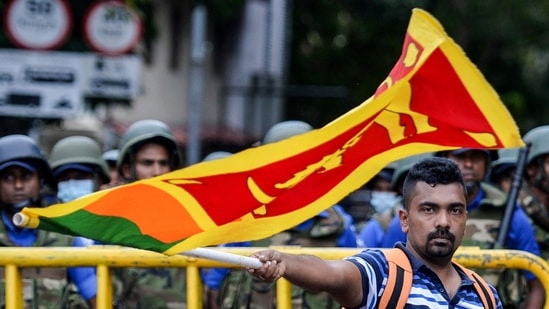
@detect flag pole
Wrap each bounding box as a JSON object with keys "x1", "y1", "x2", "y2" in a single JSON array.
[
  {"x1": 13, "y1": 212, "x2": 263, "y2": 269},
  {"x1": 181, "y1": 248, "x2": 263, "y2": 269}
]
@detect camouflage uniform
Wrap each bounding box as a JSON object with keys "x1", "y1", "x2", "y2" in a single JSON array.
[
  {"x1": 0, "y1": 221, "x2": 77, "y2": 309},
  {"x1": 461, "y1": 182, "x2": 530, "y2": 309},
  {"x1": 215, "y1": 207, "x2": 351, "y2": 309},
  {"x1": 518, "y1": 185, "x2": 549, "y2": 259},
  {"x1": 113, "y1": 268, "x2": 187, "y2": 309},
  {"x1": 113, "y1": 119, "x2": 187, "y2": 309}
]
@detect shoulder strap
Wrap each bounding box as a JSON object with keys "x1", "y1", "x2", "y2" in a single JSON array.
[
  {"x1": 379, "y1": 248, "x2": 413, "y2": 309},
  {"x1": 454, "y1": 263, "x2": 497, "y2": 309}
]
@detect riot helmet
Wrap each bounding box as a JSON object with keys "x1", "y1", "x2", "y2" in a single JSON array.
[
  {"x1": 49, "y1": 136, "x2": 110, "y2": 185},
  {"x1": 488, "y1": 147, "x2": 519, "y2": 185},
  {"x1": 0, "y1": 134, "x2": 54, "y2": 209},
  {"x1": 262, "y1": 120, "x2": 313, "y2": 144},
  {"x1": 523, "y1": 125, "x2": 549, "y2": 188},
  {"x1": 523, "y1": 126, "x2": 549, "y2": 167},
  {"x1": 202, "y1": 151, "x2": 232, "y2": 162},
  {"x1": 0, "y1": 134, "x2": 52, "y2": 184},
  {"x1": 117, "y1": 119, "x2": 180, "y2": 181}
]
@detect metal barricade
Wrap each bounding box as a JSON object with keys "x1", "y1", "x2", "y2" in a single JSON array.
[{"x1": 0, "y1": 246, "x2": 547, "y2": 308}]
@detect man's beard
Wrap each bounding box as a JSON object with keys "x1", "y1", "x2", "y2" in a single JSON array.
[{"x1": 426, "y1": 228, "x2": 456, "y2": 258}]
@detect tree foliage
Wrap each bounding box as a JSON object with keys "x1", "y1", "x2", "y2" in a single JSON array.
[{"x1": 287, "y1": 0, "x2": 549, "y2": 133}]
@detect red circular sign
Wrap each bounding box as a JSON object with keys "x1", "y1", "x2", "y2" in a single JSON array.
[
  {"x1": 4, "y1": 0, "x2": 72, "y2": 50},
  {"x1": 83, "y1": 1, "x2": 143, "y2": 55}
]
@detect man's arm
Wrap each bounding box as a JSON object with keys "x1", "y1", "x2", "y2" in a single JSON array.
[{"x1": 247, "y1": 249, "x2": 363, "y2": 308}]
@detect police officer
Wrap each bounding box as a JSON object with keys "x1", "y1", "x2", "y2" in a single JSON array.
[
  {"x1": 204, "y1": 120, "x2": 357, "y2": 309},
  {"x1": 49, "y1": 135, "x2": 111, "y2": 308},
  {"x1": 117, "y1": 119, "x2": 180, "y2": 182},
  {"x1": 50, "y1": 136, "x2": 111, "y2": 202},
  {"x1": 114, "y1": 119, "x2": 186, "y2": 309},
  {"x1": 0, "y1": 134, "x2": 73, "y2": 308},
  {"x1": 522, "y1": 126, "x2": 549, "y2": 253}
]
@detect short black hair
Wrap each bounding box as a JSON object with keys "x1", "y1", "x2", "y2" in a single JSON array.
[{"x1": 402, "y1": 157, "x2": 466, "y2": 209}]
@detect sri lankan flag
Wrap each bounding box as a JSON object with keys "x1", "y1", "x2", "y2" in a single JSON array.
[{"x1": 16, "y1": 9, "x2": 524, "y2": 255}]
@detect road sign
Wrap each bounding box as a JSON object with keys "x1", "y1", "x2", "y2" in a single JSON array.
[
  {"x1": 0, "y1": 50, "x2": 83, "y2": 118},
  {"x1": 83, "y1": 1, "x2": 143, "y2": 56},
  {"x1": 4, "y1": 0, "x2": 72, "y2": 50}
]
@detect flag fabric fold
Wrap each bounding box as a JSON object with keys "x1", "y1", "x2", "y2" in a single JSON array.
[{"x1": 17, "y1": 8, "x2": 524, "y2": 255}]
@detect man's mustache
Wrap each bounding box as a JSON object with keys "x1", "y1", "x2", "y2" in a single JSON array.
[{"x1": 428, "y1": 228, "x2": 456, "y2": 243}]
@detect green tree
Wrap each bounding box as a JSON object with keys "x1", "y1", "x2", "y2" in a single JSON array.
[{"x1": 287, "y1": 0, "x2": 549, "y2": 133}]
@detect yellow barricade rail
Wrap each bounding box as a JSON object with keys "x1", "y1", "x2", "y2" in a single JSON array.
[{"x1": 0, "y1": 246, "x2": 547, "y2": 309}]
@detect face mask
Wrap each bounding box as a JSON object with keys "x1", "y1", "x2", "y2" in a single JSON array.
[
  {"x1": 370, "y1": 191, "x2": 401, "y2": 214},
  {"x1": 57, "y1": 179, "x2": 95, "y2": 202}
]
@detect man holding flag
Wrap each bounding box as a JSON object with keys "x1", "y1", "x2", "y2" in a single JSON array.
[
  {"x1": 247, "y1": 157, "x2": 502, "y2": 308},
  {"x1": 445, "y1": 148, "x2": 544, "y2": 308}
]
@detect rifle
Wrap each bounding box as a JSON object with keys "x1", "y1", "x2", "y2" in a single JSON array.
[{"x1": 494, "y1": 143, "x2": 531, "y2": 249}]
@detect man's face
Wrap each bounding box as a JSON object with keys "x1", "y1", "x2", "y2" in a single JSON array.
[
  {"x1": 526, "y1": 154, "x2": 549, "y2": 194},
  {"x1": 123, "y1": 143, "x2": 171, "y2": 180},
  {"x1": 496, "y1": 168, "x2": 515, "y2": 194},
  {"x1": 0, "y1": 166, "x2": 40, "y2": 206},
  {"x1": 400, "y1": 182, "x2": 467, "y2": 265},
  {"x1": 446, "y1": 150, "x2": 487, "y2": 194}
]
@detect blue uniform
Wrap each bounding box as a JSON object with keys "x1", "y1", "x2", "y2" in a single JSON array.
[
  {"x1": 2, "y1": 212, "x2": 38, "y2": 246},
  {"x1": 358, "y1": 219, "x2": 386, "y2": 248},
  {"x1": 381, "y1": 213, "x2": 406, "y2": 247},
  {"x1": 68, "y1": 237, "x2": 99, "y2": 300}
]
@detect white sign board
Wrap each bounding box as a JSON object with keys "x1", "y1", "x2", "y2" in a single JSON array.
[
  {"x1": 82, "y1": 54, "x2": 142, "y2": 99},
  {"x1": 0, "y1": 49, "x2": 142, "y2": 119},
  {"x1": 5, "y1": 0, "x2": 72, "y2": 50},
  {"x1": 0, "y1": 49, "x2": 83, "y2": 118}
]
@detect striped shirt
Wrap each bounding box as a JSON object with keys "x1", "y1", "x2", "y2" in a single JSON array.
[{"x1": 345, "y1": 243, "x2": 502, "y2": 309}]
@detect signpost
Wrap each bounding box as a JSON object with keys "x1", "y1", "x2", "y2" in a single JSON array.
[
  {"x1": 0, "y1": 0, "x2": 144, "y2": 119},
  {"x1": 0, "y1": 50, "x2": 82, "y2": 118}
]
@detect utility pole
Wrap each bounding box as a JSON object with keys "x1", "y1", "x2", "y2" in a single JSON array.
[{"x1": 186, "y1": 1, "x2": 207, "y2": 165}]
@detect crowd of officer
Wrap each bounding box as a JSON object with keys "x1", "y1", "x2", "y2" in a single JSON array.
[
  {"x1": 1, "y1": 120, "x2": 549, "y2": 308},
  {"x1": 0, "y1": 119, "x2": 185, "y2": 308}
]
